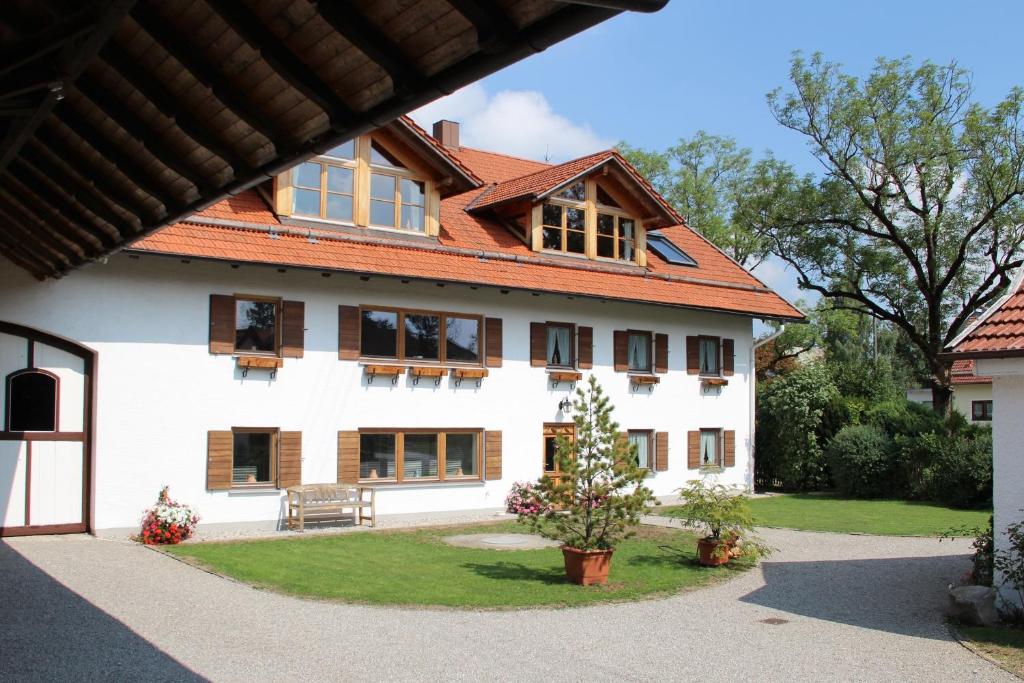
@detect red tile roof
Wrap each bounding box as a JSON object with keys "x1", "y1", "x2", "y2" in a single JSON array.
[
  {"x1": 452, "y1": 146, "x2": 550, "y2": 183},
  {"x1": 128, "y1": 145, "x2": 803, "y2": 321},
  {"x1": 948, "y1": 272, "x2": 1024, "y2": 358},
  {"x1": 949, "y1": 359, "x2": 992, "y2": 384}
]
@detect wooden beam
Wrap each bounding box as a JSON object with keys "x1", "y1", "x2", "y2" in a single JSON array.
[
  {"x1": 0, "y1": 202, "x2": 74, "y2": 269},
  {"x1": 98, "y1": 42, "x2": 252, "y2": 175},
  {"x1": 129, "y1": 4, "x2": 280, "y2": 142},
  {"x1": 19, "y1": 145, "x2": 140, "y2": 239},
  {"x1": 0, "y1": 0, "x2": 136, "y2": 176},
  {"x1": 49, "y1": 113, "x2": 181, "y2": 212},
  {"x1": 313, "y1": 2, "x2": 427, "y2": 99},
  {"x1": 74, "y1": 73, "x2": 213, "y2": 194},
  {"x1": 5, "y1": 163, "x2": 116, "y2": 250},
  {"x1": 0, "y1": 183, "x2": 95, "y2": 259},
  {"x1": 0, "y1": 233, "x2": 51, "y2": 279},
  {"x1": 33, "y1": 125, "x2": 165, "y2": 224},
  {"x1": 0, "y1": 6, "x2": 99, "y2": 79},
  {"x1": 445, "y1": 0, "x2": 518, "y2": 52},
  {"x1": 205, "y1": 0, "x2": 355, "y2": 126}
]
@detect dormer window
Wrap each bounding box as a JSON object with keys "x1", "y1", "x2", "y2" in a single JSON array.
[
  {"x1": 276, "y1": 132, "x2": 440, "y2": 236},
  {"x1": 536, "y1": 178, "x2": 642, "y2": 264}
]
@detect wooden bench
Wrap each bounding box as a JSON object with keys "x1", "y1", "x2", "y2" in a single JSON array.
[{"x1": 286, "y1": 484, "x2": 376, "y2": 530}]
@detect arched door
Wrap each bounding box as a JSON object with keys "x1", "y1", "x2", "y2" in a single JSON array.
[{"x1": 0, "y1": 322, "x2": 95, "y2": 536}]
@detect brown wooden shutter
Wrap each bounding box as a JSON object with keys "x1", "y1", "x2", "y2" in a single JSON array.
[
  {"x1": 207, "y1": 430, "x2": 233, "y2": 490},
  {"x1": 338, "y1": 431, "x2": 360, "y2": 483},
  {"x1": 530, "y1": 322, "x2": 546, "y2": 367},
  {"x1": 613, "y1": 330, "x2": 628, "y2": 372},
  {"x1": 485, "y1": 317, "x2": 503, "y2": 367},
  {"x1": 686, "y1": 336, "x2": 700, "y2": 374},
  {"x1": 655, "y1": 431, "x2": 669, "y2": 471},
  {"x1": 209, "y1": 294, "x2": 235, "y2": 354},
  {"x1": 617, "y1": 431, "x2": 630, "y2": 466},
  {"x1": 722, "y1": 338, "x2": 735, "y2": 376},
  {"x1": 485, "y1": 430, "x2": 502, "y2": 480},
  {"x1": 687, "y1": 431, "x2": 700, "y2": 469},
  {"x1": 338, "y1": 305, "x2": 360, "y2": 360},
  {"x1": 724, "y1": 430, "x2": 736, "y2": 467},
  {"x1": 281, "y1": 301, "x2": 305, "y2": 358},
  {"x1": 577, "y1": 326, "x2": 593, "y2": 369},
  {"x1": 655, "y1": 333, "x2": 669, "y2": 374},
  {"x1": 279, "y1": 431, "x2": 302, "y2": 488}
]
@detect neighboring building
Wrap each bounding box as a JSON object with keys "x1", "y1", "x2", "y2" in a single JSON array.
[
  {"x1": 946, "y1": 268, "x2": 1024, "y2": 611},
  {"x1": 0, "y1": 118, "x2": 801, "y2": 537},
  {"x1": 905, "y1": 359, "x2": 994, "y2": 423}
]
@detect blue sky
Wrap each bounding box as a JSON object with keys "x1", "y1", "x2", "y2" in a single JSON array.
[{"x1": 412, "y1": 0, "x2": 1024, "y2": 306}]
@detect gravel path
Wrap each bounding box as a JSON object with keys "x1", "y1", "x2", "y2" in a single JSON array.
[{"x1": 0, "y1": 527, "x2": 1014, "y2": 682}]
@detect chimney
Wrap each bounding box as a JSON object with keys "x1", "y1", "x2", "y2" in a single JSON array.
[{"x1": 432, "y1": 119, "x2": 460, "y2": 150}]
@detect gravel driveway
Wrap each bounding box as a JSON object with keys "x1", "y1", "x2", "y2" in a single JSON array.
[{"x1": 0, "y1": 526, "x2": 1014, "y2": 682}]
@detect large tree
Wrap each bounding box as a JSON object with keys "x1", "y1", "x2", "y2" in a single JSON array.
[
  {"x1": 619, "y1": 132, "x2": 772, "y2": 268},
  {"x1": 746, "y1": 54, "x2": 1024, "y2": 414}
]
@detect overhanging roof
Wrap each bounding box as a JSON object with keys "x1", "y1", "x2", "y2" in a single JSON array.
[{"x1": 0, "y1": 0, "x2": 667, "y2": 280}]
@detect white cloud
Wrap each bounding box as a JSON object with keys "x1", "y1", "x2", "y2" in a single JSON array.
[{"x1": 411, "y1": 84, "x2": 613, "y2": 163}]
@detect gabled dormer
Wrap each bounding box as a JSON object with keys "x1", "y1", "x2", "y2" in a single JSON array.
[
  {"x1": 272, "y1": 118, "x2": 479, "y2": 238},
  {"x1": 465, "y1": 149, "x2": 683, "y2": 267}
]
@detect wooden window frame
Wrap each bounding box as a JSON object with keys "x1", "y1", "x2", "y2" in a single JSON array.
[
  {"x1": 971, "y1": 400, "x2": 993, "y2": 421},
  {"x1": 368, "y1": 142, "x2": 427, "y2": 233},
  {"x1": 5, "y1": 368, "x2": 60, "y2": 433},
  {"x1": 697, "y1": 335, "x2": 722, "y2": 377},
  {"x1": 543, "y1": 422, "x2": 576, "y2": 478},
  {"x1": 231, "y1": 427, "x2": 279, "y2": 490},
  {"x1": 293, "y1": 158, "x2": 357, "y2": 223},
  {"x1": 627, "y1": 429, "x2": 654, "y2": 471},
  {"x1": 233, "y1": 294, "x2": 282, "y2": 357},
  {"x1": 626, "y1": 330, "x2": 653, "y2": 373},
  {"x1": 357, "y1": 305, "x2": 484, "y2": 366},
  {"x1": 596, "y1": 210, "x2": 637, "y2": 263},
  {"x1": 357, "y1": 428, "x2": 483, "y2": 484},
  {"x1": 544, "y1": 321, "x2": 576, "y2": 369},
  {"x1": 541, "y1": 200, "x2": 587, "y2": 256},
  {"x1": 698, "y1": 428, "x2": 723, "y2": 469}
]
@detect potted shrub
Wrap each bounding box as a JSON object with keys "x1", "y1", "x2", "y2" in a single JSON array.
[
  {"x1": 673, "y1": 480, "x2": 770, "y2": 566},
  {"x1": 516, "y1": 376, "x2": 655, "y2": 585},
  {"x1": 138, "y1": 486, "x2": 199, "y2": 545}
]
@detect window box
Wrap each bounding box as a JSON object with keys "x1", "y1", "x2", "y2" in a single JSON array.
[
  {"x1": 409, "y1": 366, "x2": 446, "y2": 386},
  {"x1": 236, "y1": 356, "x2": 284, "y2": 377},
  {"x1": 701, "y1": 377, "x2": 729, "y2": 387},
  {"x1": 548, "y1": 370, "x2": 582, "y2": 385},
  {"x1": 451, "y1": 367, "x2": 488, "y2": 387},
  {"x1": 364, "y1": 364, "x2": 405, "y2": 385},
  {"x1": 630, "y1": 374, "x2": 660, "y2": 390}
]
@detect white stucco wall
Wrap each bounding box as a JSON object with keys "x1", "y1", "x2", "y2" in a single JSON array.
[
  {"x1": 952, "y1": 383, "x2": 994, "y2": 423},
  {"x1": 0, "y1": 254, "x2": 757, "y2": 532},
  {"x1": 977, "y1": 360, "x2": 1024, "y2": 611}
]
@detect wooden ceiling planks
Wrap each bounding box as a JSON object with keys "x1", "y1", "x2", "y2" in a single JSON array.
[{"x1": 0, "y1": 0, "x2": 662, "y2": 280}]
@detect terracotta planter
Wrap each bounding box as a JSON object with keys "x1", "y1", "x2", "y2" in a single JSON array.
[
  {"x1": 697, "y1": 537, "x2": 730, "y2": 566},
  {"x1": 561, "y1": 546, "x2": 614, "y2": 585}
]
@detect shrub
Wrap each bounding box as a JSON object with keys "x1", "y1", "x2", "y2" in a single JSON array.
[
  {"x1": 825, "y1": 425, "x2": 898, "y2": 498},
  {"x1": 505, "y1": 481, "x2": 548, "y2": 516},
  {"x1": 673, "y1": 480, "x2": 772, "y2": 561},
  {"x1": 139, "y1": 486, "x2": 199, "y2": 545},
  {"x1": 756, "y1": 363, "x2": 838, "y2": 491},
  {"x1": 899, "y1": 425, "x2": 992, "y2": 508},
  {"x1": 864, "y1": 399, "x2": 943, "y2": 439},
  {"x1": 995, "y1": 512, "x2": 1024, "y2": 622}
]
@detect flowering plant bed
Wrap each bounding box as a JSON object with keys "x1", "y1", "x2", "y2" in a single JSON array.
[
  {"x1": 140, "y1": 486, "x2": 199, "y2": 545},
  {"x1": 505, "y1": 481, "x2": 550, "y2": 515}
]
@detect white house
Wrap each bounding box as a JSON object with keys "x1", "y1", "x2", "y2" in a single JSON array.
[
  {"x1": 947, "y1": 268, "x2": 1024, "y2": 611},
  {"x1": 0, "y1": 118, "x2": 801, "y2": 537},
  {"x1": 906, "y1": 360, "x2": 994, "y2": 423}
]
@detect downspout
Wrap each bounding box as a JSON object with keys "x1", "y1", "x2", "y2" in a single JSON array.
[{"x1": 749, "y1": 324, "x2": 786, "y2": 492}]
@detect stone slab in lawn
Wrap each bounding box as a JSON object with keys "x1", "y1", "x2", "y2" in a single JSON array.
[{"x1": 442, "y1": 533, "x2": 560, "y2": 550}]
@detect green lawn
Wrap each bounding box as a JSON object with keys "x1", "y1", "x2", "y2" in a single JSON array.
[
  {"x1": 165, "y1": 522, "x2": 751, "y2": 608},
  {"x1": 959, "y1": 625, "x2": 1024, "y2": 678},
  {"x1": 658, "y1": 494, "x2": 990, "y2": 536}
]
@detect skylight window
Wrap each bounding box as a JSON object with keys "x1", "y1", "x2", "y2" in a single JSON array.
[{"x1": 646, "y1": 232, "x2": 697, "y2": 267}]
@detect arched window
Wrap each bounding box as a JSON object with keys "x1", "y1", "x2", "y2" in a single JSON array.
[{"x1": 6, "y1": 369, "x2": 58, "y2": 432}]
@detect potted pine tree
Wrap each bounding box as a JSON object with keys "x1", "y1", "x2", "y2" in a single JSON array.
[
  {"x1": 517, "y1": 376, "x2": 655, "y2": 585},
  {"x1": 673, "y1": 480, "x2": 771, "y2": 566}
]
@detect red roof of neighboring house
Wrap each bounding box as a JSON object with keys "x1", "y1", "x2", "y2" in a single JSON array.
[
  {"x1": 948, "y1": 272, "x2": 1024, "y2": 358},
  {"x1": 130, "y1": 143, "x2": 803, "y2": 321},
  {"x1": 950, "y1": 359, "x2": 992, "y2": 385}
]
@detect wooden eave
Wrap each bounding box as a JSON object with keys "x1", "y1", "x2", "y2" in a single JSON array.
[{"x1": 0, "y1": 0, "x2": 667, "y2": 280}]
